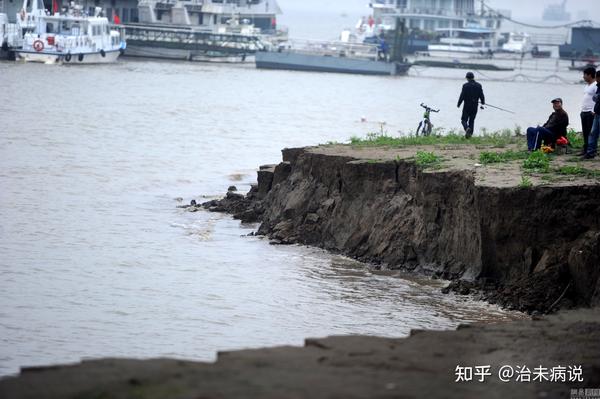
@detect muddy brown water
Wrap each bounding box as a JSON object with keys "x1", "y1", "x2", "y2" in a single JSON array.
[{"x1": 0, "y1": 59, "x2": 582, "y2": 376}]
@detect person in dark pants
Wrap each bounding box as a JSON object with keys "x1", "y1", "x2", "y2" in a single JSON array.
[
  {"x1": 584, "y1": 70, "x2": 600, "y2": 159},
  {"x1": 580, "y1": 66, "x2": 597, "y2": 155},
  {"x1": 526, "y1": 98, "x2": 569, "y2": 151},
  {"x1": 457, "y1": 72, "x2": 485, "y2": 139}
]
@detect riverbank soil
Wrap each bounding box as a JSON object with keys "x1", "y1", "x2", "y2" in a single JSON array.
[
  {"x1": 0, "y1": 309, "x2": 598, "y2": 399},
  {"x1": 203, "y1": 142, "x2": 600, "y2": 314}
]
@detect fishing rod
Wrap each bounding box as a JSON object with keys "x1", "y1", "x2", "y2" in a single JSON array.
[{"x1": 480, "y1": 102, "x2": 515, "y2": 114}]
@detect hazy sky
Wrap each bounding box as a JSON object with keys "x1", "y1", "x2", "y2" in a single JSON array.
[{"x1": 277, "y1": 0, "x2": 600, "y2": 22}]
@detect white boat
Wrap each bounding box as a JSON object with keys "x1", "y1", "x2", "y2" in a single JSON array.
[
  {"x1": 15, "y1": 0, "x2": 125, "y2": 64},
  {"x1": 427, "y1": 26, "x2": 500, "y2": 59},
  {"x1": 502, "y1": 32, "x2": 533, "y2": 54}
]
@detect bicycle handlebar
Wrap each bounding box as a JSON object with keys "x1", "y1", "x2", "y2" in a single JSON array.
[{"x1": 420, "y1": 103, "x2": 440, "y2": 112}]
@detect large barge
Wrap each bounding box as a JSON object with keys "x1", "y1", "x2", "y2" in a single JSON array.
[{"x1": 255, "y1": 51, "x2": 409, "y2": 76}]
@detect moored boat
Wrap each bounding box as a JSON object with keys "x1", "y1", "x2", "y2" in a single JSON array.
[
  {"x1": 255, "y1": 40, "x2": 410, "y2": 76},
  {"x1": 502, "y1": 32, "x2": 533, "y2": 54},
  {"x1": 15, "y1": 0, "x2": 125, "y2": 64}
]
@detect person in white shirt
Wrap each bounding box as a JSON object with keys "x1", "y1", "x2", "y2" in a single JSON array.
[{"x1": 580, "y1": 66, "x2": 597, "y2": 155}]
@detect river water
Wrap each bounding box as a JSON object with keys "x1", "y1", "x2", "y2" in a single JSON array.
[{"x1": 0, "y1": 59, "x2": 584, "y2": 376}]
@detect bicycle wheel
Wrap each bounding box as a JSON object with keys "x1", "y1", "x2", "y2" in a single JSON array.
[
  {"x1": 416, "y1": 121, "x2": 423, "y2": 136},
  {"x1": 425, "y1": 121, "x2": 432, "y2": 136}
]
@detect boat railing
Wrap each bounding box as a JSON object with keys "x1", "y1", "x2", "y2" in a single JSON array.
[
  {"x1": 279, "y1": 39, "x2": 380, "y2": 60},
  {"x1": 381, "y1": 7, "x2": 470, "y2": 18},
  {"x1": 4, "y1": 23, "x2": 23, "y2": 47}
]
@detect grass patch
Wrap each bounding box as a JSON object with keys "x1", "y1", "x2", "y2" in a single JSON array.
[
  {"x1": 415, "y1": 151, "x2": 443, "y2": 168},
  {"x1": 479, "y1": 150, "x2": 528, "y2": 165},
  {"x1": 519, "y1": 176, "x2": 533, "y2": 188},
  {"x1": 350, "y1": 129, "x2": 520, "y2": 148},
  {"x1": 555, "y1": 165, "x2": 600, "y2": 179},
  {"x1": 523, "y1": 151, "x2": 550, "y2": 173},
  {"x1": 556, "y1": 165, "x2": 587, "y2": 175}
]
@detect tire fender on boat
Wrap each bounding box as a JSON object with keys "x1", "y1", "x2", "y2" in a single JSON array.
[
  {"x1": 33, "y1": 40, "x2": 44, "y2": 52},
  {"x1": 78, "y1": 53, "x2": 84, "y2": 62},
  {"x1": 65, "y1": 52, "x2": 71, "y2": 62},
  {"x1": 100, "y1": 49, "x2": 106, "y2": 57}
]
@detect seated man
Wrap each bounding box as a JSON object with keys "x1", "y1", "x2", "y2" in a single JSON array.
[{"x1": 526, "y1": 98, "x2": 569, "y2": 151}]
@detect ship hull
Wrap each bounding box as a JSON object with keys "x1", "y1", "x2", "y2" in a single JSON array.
[
  {"x1": 255, "y1": 51, "x2": 409, "y2": 76},
  {"x1": 16, "y1": 49, "x2": 121, "y2": 64}
]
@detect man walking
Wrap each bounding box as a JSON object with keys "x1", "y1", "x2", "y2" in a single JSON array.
[
  {"x1": 580, "y1": 66, "x2": 597, "y2": 155},
  {"x1": 457, "y1": 72, "x2": 485, "y2": 139}
]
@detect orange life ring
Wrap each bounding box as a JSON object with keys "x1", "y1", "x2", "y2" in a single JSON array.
[{"x1": 33, "y1": 40, "x2": 44, "y2": 52}]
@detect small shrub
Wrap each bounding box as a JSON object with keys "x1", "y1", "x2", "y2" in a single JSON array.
[
  {"x1": 519, "y1": 176, "x2": 533, "y2": 188},
  {"x1": 514, "y1": 125, "x2": 522, "y2": 136},
  {"x1": 479, "y1": 152, "x2": 504, "y2": 164},
  {"x1": 415, "y1": 151, "x2": 443, "y2": 168},
  {"x1": 567, "y1": 129, "x2": 584, "y2": 149},
  {"x1": 523, "y1": 151, "x2": 550, "y2": 173}
]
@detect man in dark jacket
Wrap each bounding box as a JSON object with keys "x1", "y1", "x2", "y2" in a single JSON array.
[
  {"x1": 584, "y1": 70, "x2": 600, "y2": 159},
  {"x1": 457, "y1": 71, "x2": 485, "y2": 139},
  {"x1": 526, "y1": 98, "x2": 569, "y2": 151}
]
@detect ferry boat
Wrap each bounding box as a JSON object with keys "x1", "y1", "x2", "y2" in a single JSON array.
[
  {"x1": 368, "y1": 0, "x2": 505, "y2": 54},
  {"x1": 15, "y1": 0, "x2": 125, "y2": 64},
  {"x1": 123, "y1": 0, "x2": 285, "y2": 62},
  {"x1": 427, "y1": 26, "x2": 500, "y2": 59}
]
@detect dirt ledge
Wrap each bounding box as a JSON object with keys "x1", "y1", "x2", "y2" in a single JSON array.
[
  {"x1": 204, "y1": 144, "x2": 600, "y2": 313},
  {"x1": 0, "y1": 309, "x2": 598, "y2": 399}
]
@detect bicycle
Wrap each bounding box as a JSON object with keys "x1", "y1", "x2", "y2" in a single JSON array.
[{"x1": 416, "y1": 103, "x2": 440, "y2": 136}]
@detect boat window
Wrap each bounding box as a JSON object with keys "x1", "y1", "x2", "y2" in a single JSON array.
[{"x1": 47, "y1": 22, "x2": 54, "y2": 33}]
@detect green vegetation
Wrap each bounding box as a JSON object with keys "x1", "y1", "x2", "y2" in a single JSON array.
[
  {"x1": 567, "y1": 129, "x2": 584, "y2": 149},
  {"x1": 415, "y1": 151, "x2": 443, "y2": 168},
  {"x1": 523, "y1": 151, "x2": 550, "y2": 173},
  {"x1": 556, "y1": 165, "x2": 600, "y2": 178},
  {"x1": 556, "y1": 165, "x2": 586, "y2": 175},
  {"x1": 519, "y1": 176, "x2": 533, "y2": 188},
  {"x1": 479, "y1": 150, "x2": 528, "y2": 165},
  {"x1": 349, "y1": 129, "x2": 520, "y2": 148},
  {"x1": 514, "y1": 125, "x2": 522, "y2": 136}
]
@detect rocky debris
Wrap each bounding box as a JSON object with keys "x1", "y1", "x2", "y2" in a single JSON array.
[
  {"x1": 176, "y1": 199, "x2": 201, "y2": 212},
  {"x1": 200, "y1": 164, "x2": 279, "y2": 223},
  {"x1": 1, "y1": 309, "x2": 599, "y2": 399}
]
